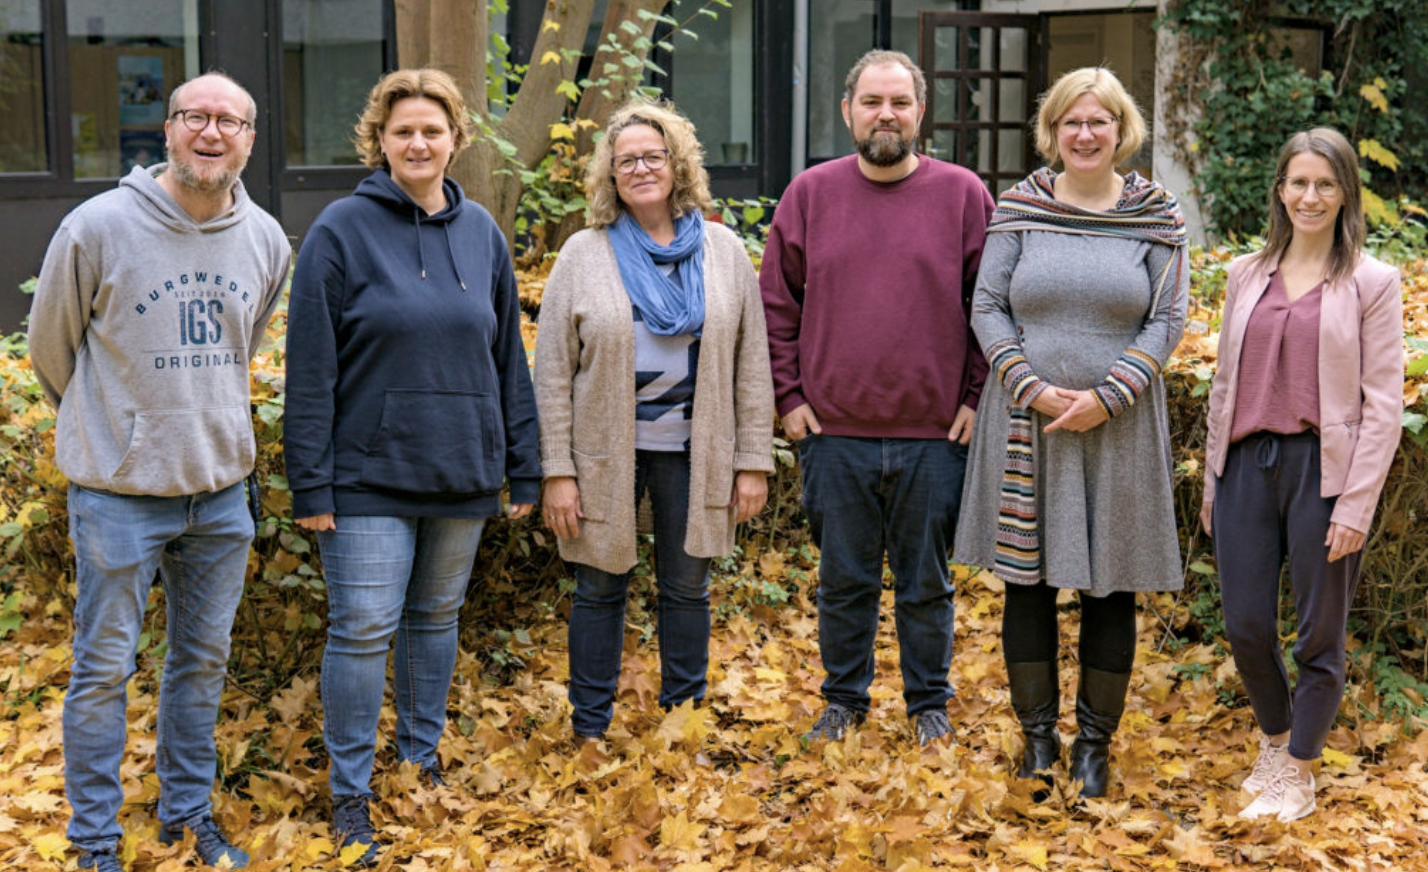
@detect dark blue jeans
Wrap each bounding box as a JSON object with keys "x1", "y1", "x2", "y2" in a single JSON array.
[
  {"x1": 798, "y1": 435, "x2": 968, "y2": 716},
  {"x1": 568, "y1": 450, "x2": 712, "y2": 736}
]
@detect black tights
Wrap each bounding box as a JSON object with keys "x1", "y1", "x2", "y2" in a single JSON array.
[{"x1": 1002, "y1": 582, "x2": 1136, "y2": 673}]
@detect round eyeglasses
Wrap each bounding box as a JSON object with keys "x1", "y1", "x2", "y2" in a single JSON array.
[
  {"x1": 171, "y1": 109, "x2": 251, "y2": 137},
  {"x1": 612, "y1": 149, "x2": 670, "y2": 174}
]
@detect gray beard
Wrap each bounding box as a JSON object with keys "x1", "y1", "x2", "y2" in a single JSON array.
[
  {"x1": 856, "y1": 130, "x2": 913, "y2": 167},
  {"x1": 169, "y1": 155, "x2": 244, "y2": 196}
]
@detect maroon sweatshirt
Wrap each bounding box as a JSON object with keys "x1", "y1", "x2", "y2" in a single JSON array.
[{"x1": 760, "y1": 155, "x2": 993, "y2": 438}]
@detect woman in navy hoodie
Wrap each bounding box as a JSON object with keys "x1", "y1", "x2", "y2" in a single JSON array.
[{"x1": 283, "y1": 68, "x2": 540, "y2": 865}]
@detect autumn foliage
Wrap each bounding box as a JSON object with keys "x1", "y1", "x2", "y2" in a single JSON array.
[{"x1": 2, "y1": 251, "x2": 1428, "y2": 869}]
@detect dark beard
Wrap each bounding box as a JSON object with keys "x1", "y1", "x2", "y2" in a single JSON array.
[{"x1": 855, "y1": 129, "x2": 912, "y2": 167}]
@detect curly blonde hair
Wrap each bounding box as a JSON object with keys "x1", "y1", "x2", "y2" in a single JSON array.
[
  {"x1": 353, "y1": 68, "x2": 473, "y2": 170},
  {"x1": 585, "y1": 99, "x2": 713, "y2": 229},
  {"x1": 1034, "y1": 67, "x2": 1146, "y2": 170}
]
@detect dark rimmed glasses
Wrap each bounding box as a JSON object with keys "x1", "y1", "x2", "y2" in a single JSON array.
[
  {"x1": 612, "y1": 149, "x2": 670, "y2": 175},
  {"x1": 171, "y1": 109, "x2": 251, "y2": 137}
]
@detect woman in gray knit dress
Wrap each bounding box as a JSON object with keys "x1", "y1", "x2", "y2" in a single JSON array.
[{"x1": 953, "y1": 68, "x2": 1188, "y2": 799}]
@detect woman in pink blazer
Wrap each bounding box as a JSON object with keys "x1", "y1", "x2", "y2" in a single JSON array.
[{"x1": 1201, "y1": 127, "x2": 1403, "y2": 823}]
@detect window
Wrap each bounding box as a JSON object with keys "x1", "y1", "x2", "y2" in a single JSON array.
[
  {"x1": 66, "y1": 0, "x2": 199, "y2": 178},
  {"x1": 0, "y1": 0, "x2": 45, "y2": 173},
  {"x1": 668, "y1": 0, "x2": 756, "y2": 165},
  {"x1": 283, "y1": 0, "x2": 389, "y2": 167},
  {"x1": 806, "y1": 0, "x2": 965, "y2": 162},
  {"x1": 1047, "y1": 12, "x2": 1156, "y2": 177}
]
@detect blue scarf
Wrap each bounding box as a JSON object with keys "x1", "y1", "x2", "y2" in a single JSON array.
[{"x1": 608, "y1": 210, "x2": 706, "y2": 336}]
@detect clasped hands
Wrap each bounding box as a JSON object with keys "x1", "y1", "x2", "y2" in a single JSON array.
[{"x1": 1031, "y1": 386, "x2": 1110, "y2": 433}]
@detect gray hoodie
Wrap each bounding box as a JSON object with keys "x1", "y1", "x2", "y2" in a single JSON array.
[{"x1": 29, "y1": 164, "x2": 290, "y2": 497}]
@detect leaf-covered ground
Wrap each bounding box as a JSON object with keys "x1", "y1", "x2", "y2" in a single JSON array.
[{"x1": 2, "y1": 566, "x2": 1427, "y2": 872}]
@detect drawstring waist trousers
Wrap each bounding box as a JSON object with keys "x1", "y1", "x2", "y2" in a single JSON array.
[{"x1": 1212, "y1": 430, "x2": 1361, "y2": 761}]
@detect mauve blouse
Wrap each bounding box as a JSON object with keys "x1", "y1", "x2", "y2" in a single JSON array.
[{"x1": 1229, "y1": 270, "x2": 1323, "y2": 443}]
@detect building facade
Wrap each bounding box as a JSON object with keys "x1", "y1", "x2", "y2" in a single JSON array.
[{"x1": 0, "y1": 0, "x2": 1321, "y2": 329}]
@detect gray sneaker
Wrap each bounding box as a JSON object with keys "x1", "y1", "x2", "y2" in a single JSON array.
[
  {"x1": 913, "y1": 709, "x2": 953, "y2": 746},
  {"x1": 804, "y1": 702, "x2": 865, "y2": 741}
]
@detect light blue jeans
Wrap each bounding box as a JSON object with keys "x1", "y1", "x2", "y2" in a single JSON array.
[
  {"x1": 64, "y1": 482, "x2": 253, "y2": 852},
  {"x1": 317, "y1": 515, "x2": 486, "y2": 797}
]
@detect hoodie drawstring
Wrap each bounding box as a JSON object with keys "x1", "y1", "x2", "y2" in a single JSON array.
[
  {"x1": 443, "y1": 224, "x2": 468, "y2": 291},
  {"x1": 413, "y1": 210, "x2": 428, "y2": 280},
  {"x1": 411, "y1": 210, "x2": 467, "y2": 291}
]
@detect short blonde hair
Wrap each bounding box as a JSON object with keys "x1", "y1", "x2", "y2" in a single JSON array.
[
  {"x1": 1034, "y1": 67, "x2": 1146, "y2": 169},
  {"x1": 585, "y1": 98, "x2": 713, "y2": 229},
  {"x1": 353, "y1": 68, "x2": 473, "y2": 170}
]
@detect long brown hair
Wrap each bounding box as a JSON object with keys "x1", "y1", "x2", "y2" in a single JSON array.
[{"x1": 1254, "y1": 127, "x2": 1364, "y2": 285}]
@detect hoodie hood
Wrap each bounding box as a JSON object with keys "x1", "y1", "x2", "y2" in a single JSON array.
[
  {"x1": 353, "y1": 168, "x2": 466, "y2": 224},
  {"x1": 118, "y1": 163, "x2": 253, "y2": 233},
  {"x1": 353, "y1": 169, "x2": 471, "y2": 287}
]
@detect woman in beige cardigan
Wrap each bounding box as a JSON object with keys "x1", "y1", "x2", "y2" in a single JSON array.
[
  {"x1": 1201, "y1": 127, "x2": 1403, "y2": 823},
  {"x1": 534, "y1": 99, "x2": 775, "y2": 742}
]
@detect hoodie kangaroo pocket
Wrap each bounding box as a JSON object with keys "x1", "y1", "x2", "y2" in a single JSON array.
[
  {"x1": 110, "y1": 405, "x2": 256, "y2": 495},
  {"x1": 360, "y1": 389, "x2": 504, "y2": 495}
]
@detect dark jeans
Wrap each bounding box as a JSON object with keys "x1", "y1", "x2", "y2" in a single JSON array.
[
  {"x1": 568, "y1": 450, "x2": 712, "y2": 736},
  {"x1": 1002, "y1": 581, "x2": 1136, "y2": 673},
  {"x1": 798, "y1": 435, "x2": 967, "y2": 716},
  {"x1": 1213, "y1": 431, "x2": 1361, "y2": 761}
]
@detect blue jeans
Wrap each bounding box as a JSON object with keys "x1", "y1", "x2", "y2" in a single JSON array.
[
  {"x1": 798, "y1": 436, "x2": 967, "y2": 716},
  {"x1": 317, "y1": 515, "x2": 486, "y2": 797},
  {"x1": 64, "y1": 482, "x2": 253, "y2": 851},
  {"x1": 568, "y1": 451, "x2": 712, "y2": 737}
]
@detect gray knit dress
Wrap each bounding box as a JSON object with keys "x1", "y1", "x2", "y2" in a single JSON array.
[{"x1": 952, "y1": 227, "x2": 1189, "y2": 595}]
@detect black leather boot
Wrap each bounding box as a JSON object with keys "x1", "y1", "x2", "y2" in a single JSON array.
[
  {"x1": 1007, "y1": 660, "x2": 1061, "y2": 795},
  {"x1": 1069, "y1": 665, "x2": 1131, "y2": 799}
]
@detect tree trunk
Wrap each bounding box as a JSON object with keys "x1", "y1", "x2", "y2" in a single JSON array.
[
  {"x1": 394, "y1": 0, "x2": 486, "y2": 196},
  {"x1": 395, "y1": 0, "x2": 670, "y2": 250},
  {"x1": 547, "y1": 0, "x2": 668, "y2": 252}
]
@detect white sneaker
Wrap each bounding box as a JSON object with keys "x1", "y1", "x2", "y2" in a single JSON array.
[
  {"x1": 1241, "y1": 735, "x2": 1289, "y2": 794},
  {"x1": 1238, "y1": 767, "x2": 1316, "y2": 822}
]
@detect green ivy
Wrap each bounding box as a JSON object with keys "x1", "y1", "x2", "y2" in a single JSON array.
[{"x1": 1158, "y1": 0, "x2": 1428, "y2": 238}]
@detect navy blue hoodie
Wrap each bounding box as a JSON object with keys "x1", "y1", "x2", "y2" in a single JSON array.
[{"x1": 284, "y1": 169, "x2": 541, "y2": 519}]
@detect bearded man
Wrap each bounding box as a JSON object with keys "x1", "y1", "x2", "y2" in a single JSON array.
[
  {"x1": 29, "y1": 72, "x2": 289, "y2": 872},
  {"x1": 760, "y1": 50, "x2": 994, "y2": 746}
]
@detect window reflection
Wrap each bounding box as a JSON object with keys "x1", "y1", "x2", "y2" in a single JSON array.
[
  {"x1": 806, "y1": 0, "x2": 964, "y2": 162},
  {"x1": 0, "y1": 0, "x2": 46, "y2": 173},
  {"x1": 668, "y1": 0, "x2": 755, "y2": 165},
  {"x1": 66, "y1": 0, "x2": 198, "y2": 179},
  {"x1": 283, "y1": 0, "x2": 388, "y2": 167}
]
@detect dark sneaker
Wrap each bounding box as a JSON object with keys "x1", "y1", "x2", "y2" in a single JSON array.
[
  {"x1": 332, "y1": 793, "x2": 381, "y2": 868},
  {"x1": 804, "y1": 703, "x2": 865, "y2": 741},
  {"x1": 77, "y1": 847, "x2": 123, "y2": 872},
  {"x1": 159, "y1": 815, "x2": 248, "y2": 869},
  {"x1": 913, "y1": 709, "x2": 954, "y2": 746},
  {"x1": 420, "y1": 762, "x2": 447, "y2": 788}
]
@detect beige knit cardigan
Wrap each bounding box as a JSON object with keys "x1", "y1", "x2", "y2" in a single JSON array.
[{"x1": 533, "y1": 222, "x2": 776, "y2": 574}]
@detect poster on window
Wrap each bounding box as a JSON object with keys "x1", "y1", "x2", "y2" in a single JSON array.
[
  {"x1": 118, "y1": 56, "x2": 166, "y2": 126},
  {"x1": 121, "y1": 130, "x2": 165, "y2": 174}
]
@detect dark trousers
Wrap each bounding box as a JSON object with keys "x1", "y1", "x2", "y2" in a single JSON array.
[
  {"x1": 1002, "y1": 581, "x2": 1136, "y2": 672},
  {"x1": 1213, "y1": 431, "x2": 1361, "y2": 761},
  {"x1": 568, "y1": 450, "x2": 712, "y2": 737},
  {"x1": 799, "y1": 435, "x2": 968, "y2": 716}
]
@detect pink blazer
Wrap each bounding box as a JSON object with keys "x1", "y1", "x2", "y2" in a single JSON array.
[{"x1": 1204, "y1": 251, "x2": 1403, "y2": 534}]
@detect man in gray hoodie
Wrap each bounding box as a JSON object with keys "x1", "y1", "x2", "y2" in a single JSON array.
[{"x1": 28, "y1": 73, "x2": 289, "y2": 872}]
